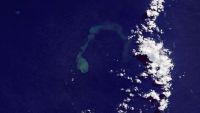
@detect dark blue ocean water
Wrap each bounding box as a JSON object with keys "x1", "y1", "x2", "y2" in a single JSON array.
[{"x1": 0, "y1": 0, "x2": 200, "y2": 113}]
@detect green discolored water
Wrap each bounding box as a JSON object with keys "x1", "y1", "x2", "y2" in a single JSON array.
[{"x1": 76, "y1": 22, "x2": 132, "y2": 74}]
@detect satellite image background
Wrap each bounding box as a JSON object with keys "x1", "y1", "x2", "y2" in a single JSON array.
[{"x1": 0, "y1": 0, "x2": 200, "y2": 113}]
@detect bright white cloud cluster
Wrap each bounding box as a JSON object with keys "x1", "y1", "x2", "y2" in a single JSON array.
[
  {"x1": 135, "y1": 36, "x2": 174, "y2": 89},
  {"x1": 131, "y1": 0, "x2": 174, "y2": 111},
  {"x1": 133, "y1": 36, "x2": 174, "y2": 111},
  {"x1": 116, "y1": 0, "x2": 173, "y2": 112},
  {"x1": 142, "y1": 0, "x2": 165, "y2": 33},
  {"x1": 118, "y1": 0, "x2": 174, "y2": 112}
]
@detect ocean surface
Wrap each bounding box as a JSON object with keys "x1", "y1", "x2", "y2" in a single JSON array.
[{"x1": 0, "y1": 0, "x2": 200, "y2": 113}]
